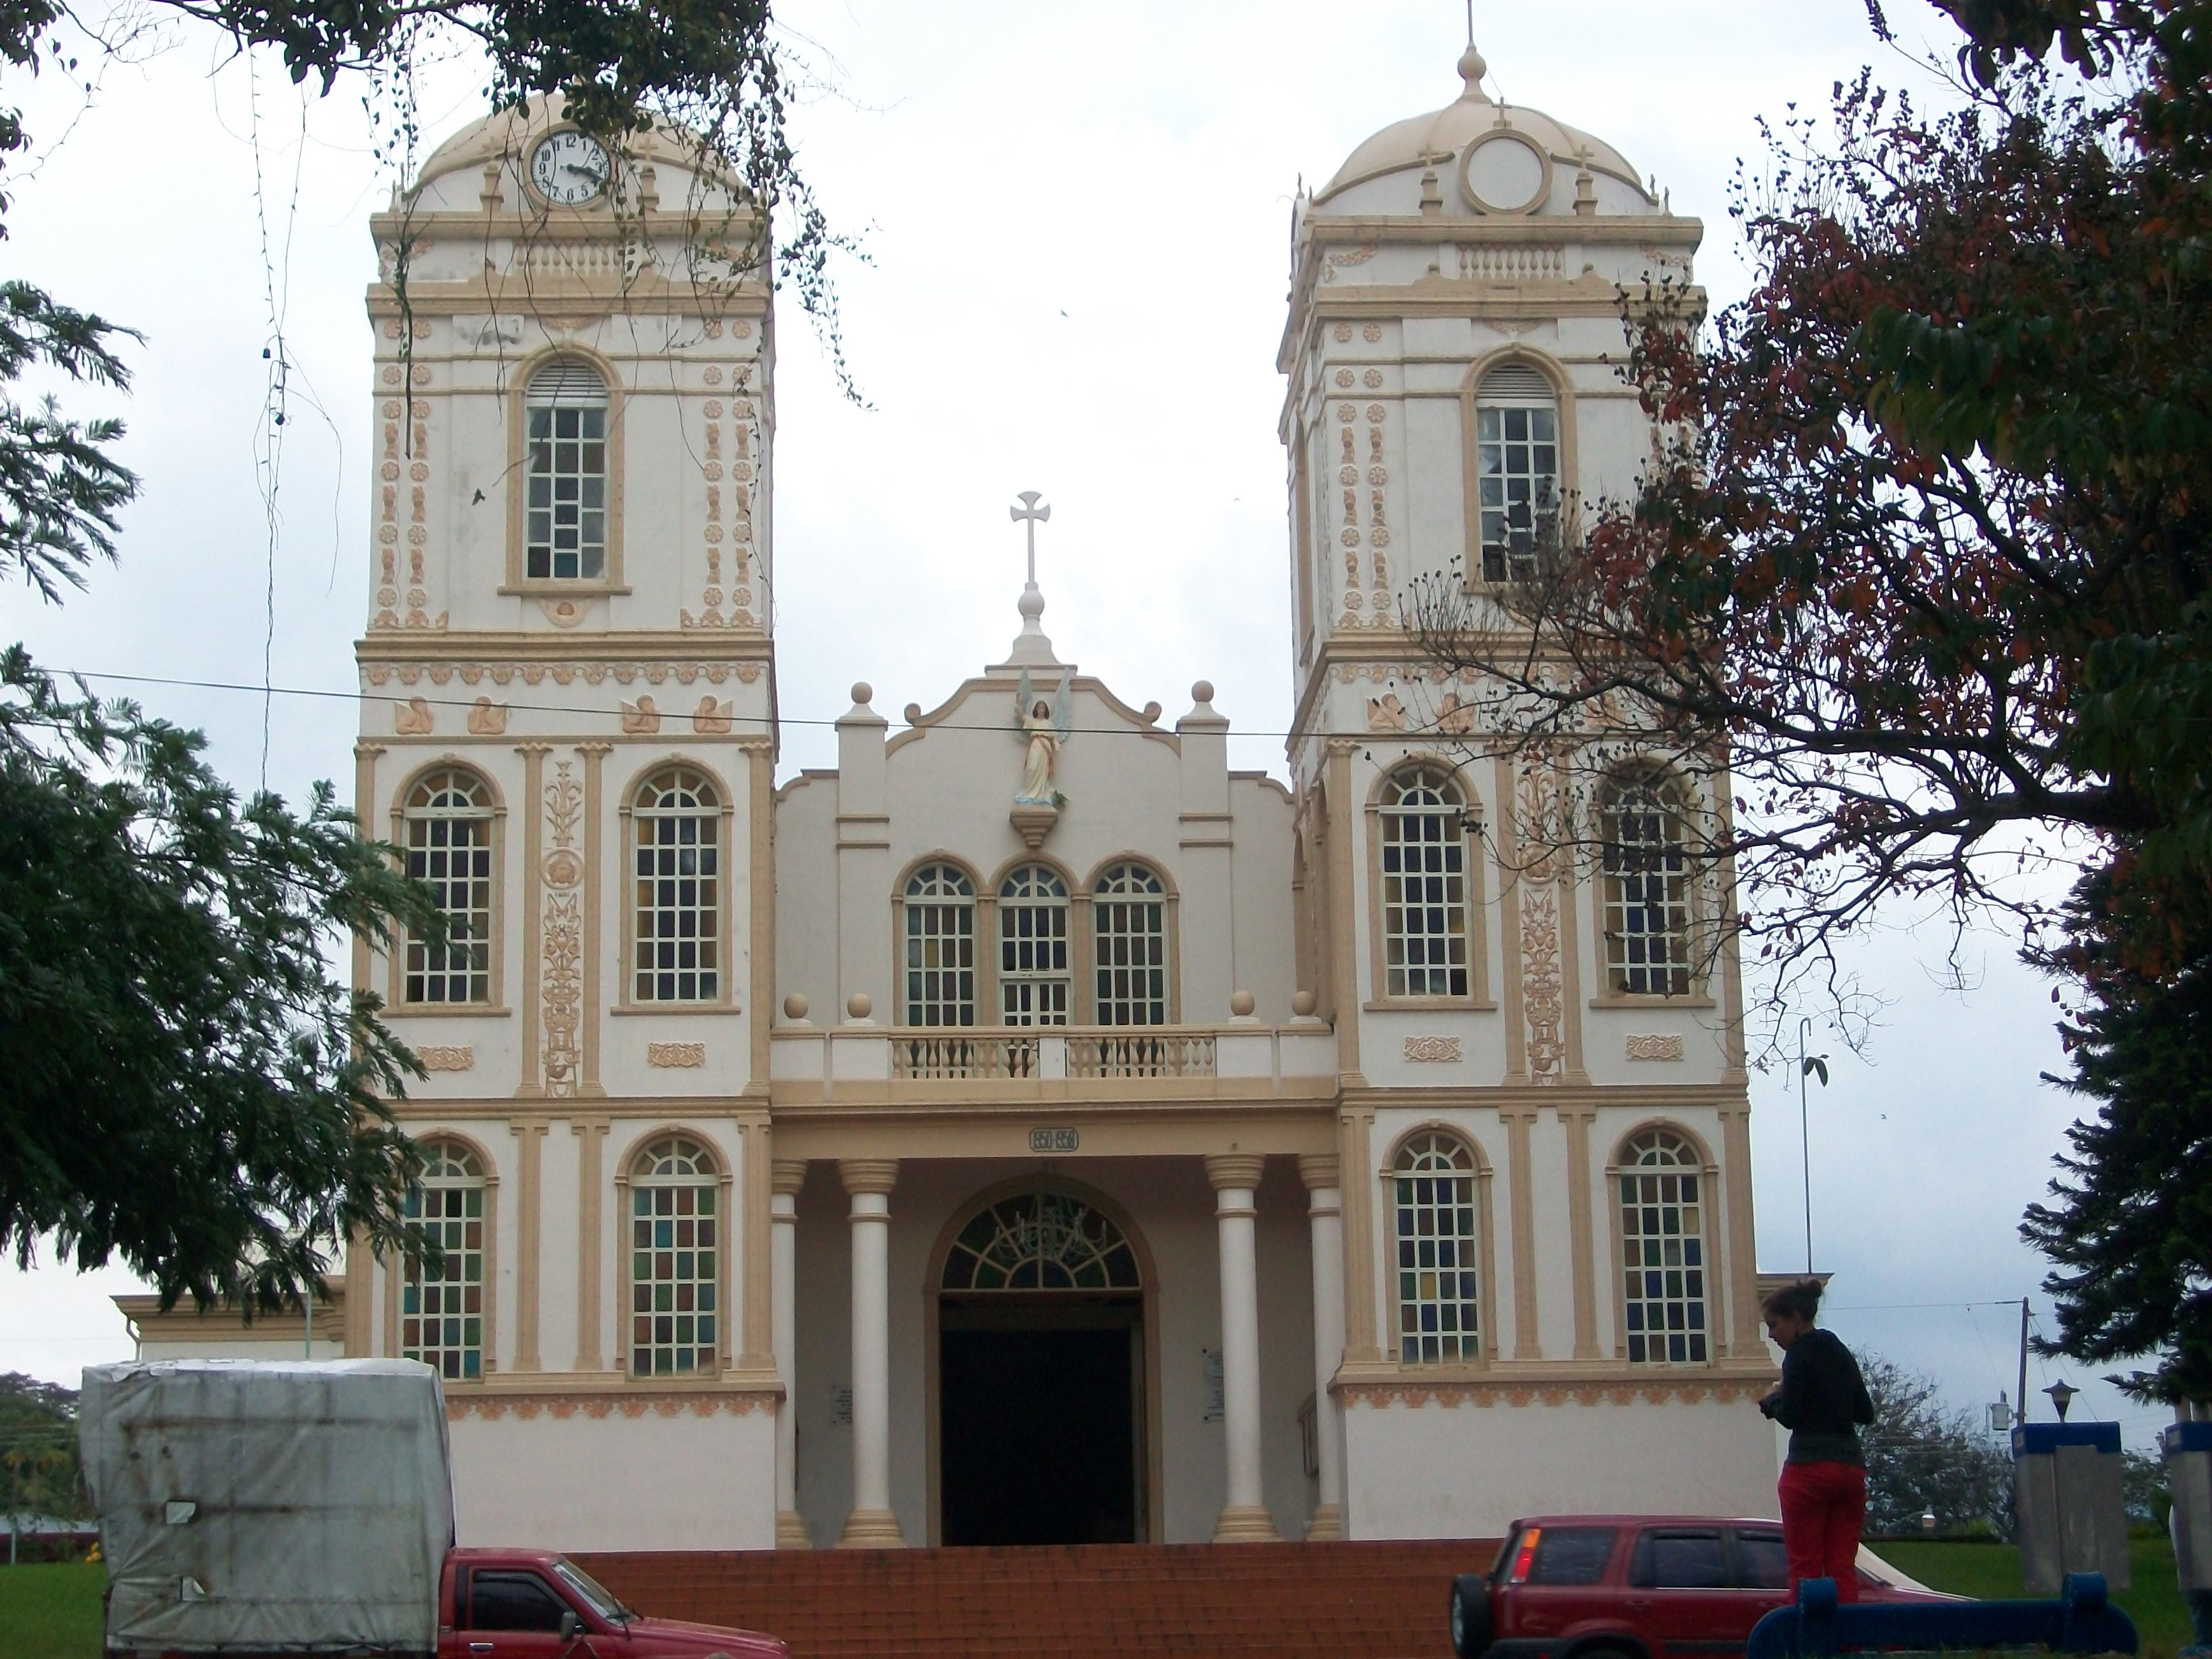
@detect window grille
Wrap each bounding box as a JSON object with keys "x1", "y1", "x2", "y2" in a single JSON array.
[
  {"x1": 525, "y1": 361, "x2": 608, "y2": 580},
  {"x1": 633, "y1": 769, "x2": 720, "y2": 1002},
  {"x1": 998, "y1": 865, "x2": 1069, "y2": 1026},
  {"x1": 403, "y1": 1141, "x2": 485, "y2": 1381},
  {"x1": 1380, "y1": 766, "x2": 1472, "y2": 998},
  {"x1": 1476, "y1": 363, "x2": 1559, "y2": 582},
  {"x1": 1601, "y1": 773, "x2": 1692, "y2": 996},
  {"x1": 402, "y1": 769, "x2": 494, "y2": 1004},
  {"x1": 629, "y1": 1135, "x2": 719, "y2": 1375},
  {"x1": 903, "y1": 863, "x2": 975, "y2": 1026},
  {"x1": 1618, "y1": 1128, "x2": 1708, "y2": 1364},
  {"x1": 1393, "y1": 1131, "x2": 1482, "y2": 1363},
  {"x1": 941, "y1": 1189, "x2": 1139, "y2": 1291},
  {"x1": 1093, "y1": 861, "x2": 1167, "y2": 1026}
]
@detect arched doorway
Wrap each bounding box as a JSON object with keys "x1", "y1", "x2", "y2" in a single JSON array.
[{"x1": 932, "y1": 1184, "x2": 1151, "y2": 1545}]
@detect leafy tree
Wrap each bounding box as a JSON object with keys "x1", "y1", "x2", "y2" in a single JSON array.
[
  {"x1": 0, "y1": 1, "x2": 832, "y2": 1307},
  {"x1": 1404, "y1": 1, "x2": 2211, "y2": 1021},
  {"x1": 0, "y1": 1371, "x2": 85, "y2": 1528},
  {"x1": 1860, "y1": 1353, "x2": 2015, "y2": 1538},
  {"x1": 2020, "y1": 870, "x2": 2212, "y2": 1404}
]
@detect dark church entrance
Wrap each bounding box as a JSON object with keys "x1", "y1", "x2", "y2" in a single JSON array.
[{"x1": 935, "y1": 1187, "x2": 1148, "y2": 1546}]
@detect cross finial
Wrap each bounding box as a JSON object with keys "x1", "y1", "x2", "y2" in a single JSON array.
[{"x1": 1010, "y1": 490, "x2": 1051, "y2": 586}]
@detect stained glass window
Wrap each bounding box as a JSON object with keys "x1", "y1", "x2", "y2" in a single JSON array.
[
  {"x1": 1619, "y1": 1128, "x2": 1708, "y2": 1365},
  {"x1": 1393, "y1": 1131, "x2": 1482, "y2": 1363},
  {"x1": 630, "y1": 1135, "x2": 719, "y2": 1375},
  {"x1": 633, "y1": 769, "x2": 720, "y2": 1002},
  {"x1": 403, "y1": 1140, "x2": 485, "y2": 1381}
]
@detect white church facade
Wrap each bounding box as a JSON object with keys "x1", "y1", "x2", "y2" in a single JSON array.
[{"x1": 124, "y1": 45, "x2": 1784, "y2": 1551}]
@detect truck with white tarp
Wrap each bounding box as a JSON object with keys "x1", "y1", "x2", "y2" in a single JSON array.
[{"x1": 78, "y1": 1358, "x2": 786, "y2": 1659}]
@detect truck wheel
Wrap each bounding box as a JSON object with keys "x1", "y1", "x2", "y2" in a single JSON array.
[{"x1": 1450, "y1": 1574, "x2": 1493, "y2": 1659}]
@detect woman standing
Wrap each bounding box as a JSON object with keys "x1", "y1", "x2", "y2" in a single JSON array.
[{"x1": 1758, "y1": 1278, "x2": 1875, "y2": 1600}]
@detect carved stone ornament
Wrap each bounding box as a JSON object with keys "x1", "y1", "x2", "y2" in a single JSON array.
[
  {"x1": 647, "y1": 1042, "x2": 707, "y2": 1068},
  {"x1": 1626, "y1": 1034, "x2": 1686, "y2": 1061},
  {"x1": 691, "y1": 697, "x2": 734, "y2": 735},
  {"x1": 1009, "y1": 802, "x2": 1059, "y2": 852},
  {"x1": 393, "y1": 697, "x2": 434, "y2": 735},
  {"x1": 417, "y1": 1045, "x2": 475, "y2": 1072},
  {"x1": 1403, "y1": 1035, "x2": 1462, "y2": 1064},
  {"x1": 621, "y1": 696, "x2": 662, "y2": 735},
  {"x1": 1367, "y1": 693, "x2": 1407, "y2": 731},
  {"x1": 541, "y1": 761, "x2": 584, "y2": 1097},
  {"x1": 466, "y1": 697, "x2": 510, "y2": 736}
]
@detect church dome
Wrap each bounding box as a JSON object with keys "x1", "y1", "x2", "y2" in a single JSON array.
[{"x1": 1314, "y1": 45, "x2": 1659, "y2": 218}]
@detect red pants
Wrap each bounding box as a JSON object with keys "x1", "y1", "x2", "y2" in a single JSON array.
[{"x1": 1778, "y1": 1460, "x2": 1867, "y2": 1602}]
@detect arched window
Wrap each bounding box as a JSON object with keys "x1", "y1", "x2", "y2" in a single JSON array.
[
  {"x1": 1379, "y1": 766, "x2": 1472, "y2": 1000},
  {"x1": 942, "y1": 1188, "x2": 1139, "y2": 1291},
  {"x1": 629, "y1": 1135, "x2": 719, "y2": 1377},
  {"x1": 1092, "y1": 861, "x2": 1168, "y2": 1026},
  {"x1": 632, "y1": 769, "x2": 721, "y2": 1003},
  {"x1": 903, "y1": 863, "x2": 975, "y2": 1027},
  {"x1": 525, "y1": 360, "x2": 608, "y2": 580},
  {"x1": 1392, "y1": 1131, "x2": 1482, "y2": 1364},
  {"x1": 1600, "y1": 772, "x2": 1692, "y2": 997},
  {"x1": 1475, "y1": 363, "x2": 1558, "y2": 582},
  {"x1": 998, "y1": 865, "x2": 1070, "y2": 1026},
  {"x1": 1617, "y1": 1128, "x2": 1708, "y2": 1365},
  {"x1": 403, "y1": 1140, "x2": 486, "y2": 1381},
  {"x1": 403, "y1": 769, "x2": 495, "y2": 1005}
]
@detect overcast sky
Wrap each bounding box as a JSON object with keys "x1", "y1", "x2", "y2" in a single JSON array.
[{"x1": 0, "y1": 0, "x2": 2167, "y2": 1447}]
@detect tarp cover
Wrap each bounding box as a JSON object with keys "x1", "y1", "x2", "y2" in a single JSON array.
[{"x1": 80, "y1": 1359, "x2": 453, "y2": 1654}]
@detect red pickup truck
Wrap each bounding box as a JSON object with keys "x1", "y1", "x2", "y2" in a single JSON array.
[{"x1": 433, "y1": 1549, "x2": 784, "y2": 1659}]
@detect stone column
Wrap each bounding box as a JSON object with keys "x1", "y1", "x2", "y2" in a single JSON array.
[
  {"x1": 772, "y1": 1158, "x2": 809, "y2": 1548},
  {"x1": 1299, "y1": 1153, "x2": 1346, "y2": 1540},
  {"x1": 1207, "y1": 1153, "x2": 1279, "y2": 1541},
  {"x1": 837, "y1": 1158, "x2": 905, "y2": 1548}
]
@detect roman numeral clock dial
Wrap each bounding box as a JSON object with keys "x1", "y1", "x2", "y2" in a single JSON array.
[{"x1": 529, "y1": 129, "x2": 608, "y2": 206}]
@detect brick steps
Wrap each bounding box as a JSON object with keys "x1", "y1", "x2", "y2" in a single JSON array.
[{"x1": 577, "y1": 1539, "x2": 1497, "y2": 1659}]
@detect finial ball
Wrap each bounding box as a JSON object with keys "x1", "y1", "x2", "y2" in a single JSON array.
[
  {"x1": 1292, "y1": 990, "x2": 1319, "y2": 1017},
  {"x1": 782, "y1": 993, "x2": 809, "y2": 1020},
  {"x1": 1458, "y1": 44, "x2": 1488, "y2": 89},
  {"x1": 1192, "y1": 679, "x2": 1215, "y2": 704},
  {"x1": 851, "y1": 681, "x2": 873, "y2": 705},
  {"x1": 845, "y1": 992, "x2": 872, "y2": 1021},
  {"x1": 1230, "y1": 990, "x2": 1257, "y2": 1018}
]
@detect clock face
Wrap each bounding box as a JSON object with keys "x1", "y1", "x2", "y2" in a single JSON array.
[{"x1": 529, "y1": 130, "x2": 608, "y2": 205}]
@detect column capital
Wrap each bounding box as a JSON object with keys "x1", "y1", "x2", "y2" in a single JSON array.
[
  {"x1": 772, "y1": 1157, "x2": 808, "y2": 1197},
  {"x1": 1204, "y1": 1153, "x2": 1267, "y2": 1193},
  {"x1": 838, "y1": 1157, "x2": 899, "y2": 1197},
  {"x1": 1296, "y1": 1152, "x2": 1340, "y2": 1193}
]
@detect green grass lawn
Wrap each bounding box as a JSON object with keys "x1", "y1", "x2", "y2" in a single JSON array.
[
  {"x1": 1876, "y1": 1535, "x2": 2197, "y2": 1656},
  {"x1": 0, "y1": 1560, "x2": 103, "y2": 1659}
]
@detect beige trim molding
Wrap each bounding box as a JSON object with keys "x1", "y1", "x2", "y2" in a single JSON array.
[
  {"x1": 573, "y1": 1117, "x2": 611, "y2": 1371},
  {"x1": 509, "y1": 1118, "x2": 549, "y2": 1371},
  {"x1": 1337, "y1": 1375, "x2": 1770, "y2": 1409},
  {"x1": 514, "y1": 743, "x2": 549, "y2": 1097},
  {"x1": 448, "y1": 1386, "x2": 778, "y2": 1420}
]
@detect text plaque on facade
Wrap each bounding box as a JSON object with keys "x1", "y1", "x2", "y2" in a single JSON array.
[{"x1": 1028, "y1": 1126, "x2": 1080, "y2": 1153}]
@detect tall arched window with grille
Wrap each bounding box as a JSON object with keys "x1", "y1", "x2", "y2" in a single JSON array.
[
  {"x1": 1392, "y1": 1131, "x2": 1483, "y2": 1364},
  {"x1": 403, "y1": 1140, "x2": 487, "y2": 1381},
  {"x1": 1616, "y1": 1127, "x2": 1709, "y2": 1365},
  {"x1": 524, "y1": 359, "x2": 608, "y2": 580},
  {"x1": 402, "y1": 768, "x2": 495, "y2": 1005},
  {"x1": 1475, "y1": 362, "x2": 1559, "y2": 582},
  {"x1": 629, "y1": 1135, "x2": 720, "y2": 1377},
  {"x1": 1599, "y1": 771, "x2": 1693, "y2": 997},
  {"x1": 632, "y1": 768, "x2": 721, "y2": 1003},
  {"x1": 1379, "y1": 765, "x2": 1472, "y2": 1000},
  {"x1": 998, "y1": 865, "x2": 1070, "y2": 1025},
  {"x1": 1092, "y1": 861, "x2": 1168, "y2": 1026},
  {"x1": 903, "y1": 863, "x2": 976, "y2": 1026}
]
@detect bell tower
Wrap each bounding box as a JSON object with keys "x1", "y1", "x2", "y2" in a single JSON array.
[{"x1": 347, "y1": 98, "x2": 785, "y2": 1396}]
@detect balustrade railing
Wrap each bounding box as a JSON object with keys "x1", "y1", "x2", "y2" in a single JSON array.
[
  {"x1": 891, "y1": 1031, "x2": 1040, "y2": 1080},
  {"x1": 1067, "y1": 1031, "x2": 1217, "y2": 1078}
]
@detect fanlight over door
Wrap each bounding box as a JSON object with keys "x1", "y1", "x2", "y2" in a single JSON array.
[{"x1": 941, "y1": 1189, "x2": 1140, "y2": 1291}]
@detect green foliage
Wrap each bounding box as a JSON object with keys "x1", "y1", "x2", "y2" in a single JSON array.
[
  {"x1": 1860, "y1": 1353, "x2": 2016, "y2": 1538},
  {"x1": 2021, "y1": 870, "x2": 2212, "y2": 1403},
  {"x1": 0, "y1": 1372, "x2": 84, "y2": 1525},
  {"x1": 0, "y1": 649, "x2": 439, "y2": 1307},
  {"x1": 0, "y1": 284, "x2": 138, "y2": 604}
]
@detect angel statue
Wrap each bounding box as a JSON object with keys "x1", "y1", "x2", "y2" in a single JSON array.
[{"x1": 1014, "y1": 669, "x2": 1074, "y2": 807}]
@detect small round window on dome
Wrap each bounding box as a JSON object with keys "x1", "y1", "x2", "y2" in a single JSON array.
[{"x1": 1460, "y1": 129, "x2": 1551, "y2": 215}]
